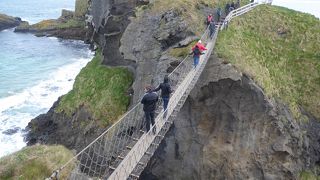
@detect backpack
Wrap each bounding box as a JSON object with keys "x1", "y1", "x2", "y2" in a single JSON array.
[{"x1": 193, "y1": 46, "x2": 201, "y2": 56}]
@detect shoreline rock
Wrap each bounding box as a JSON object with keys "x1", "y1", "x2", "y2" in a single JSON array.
[
  {"x1": 0, "y1": 13, "x2": 22, "y2": 31},
  {"x1": 14, "y1": 9, "x2": 87, "y2": 40}
]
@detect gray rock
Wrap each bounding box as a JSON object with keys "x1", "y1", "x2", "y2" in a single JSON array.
[
  {"x1": 0, "y1": 13, "x2": 21, "y2": 31},
  {"x1": 59, "y1": 9, "x2": 74, "y2": 22},
  {"x1": 25, "y1": 1, "x2": 320, "y2": 179},
  {"x1": 14, "y1": 21, "x2": 30, "y2": 32},
  {"x1": 141, "y1": 56, "x2": 320, "y2": 180},
  {"x1": 2, "y1": 127, "x2": 20, "y2": 135},
  {"x1": 174, "y1": 36, "x2": 198, "y2": 48}
]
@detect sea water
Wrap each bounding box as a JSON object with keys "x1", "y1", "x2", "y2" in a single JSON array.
[{"x1": 0, "y1": 0, "x2": 93, "y2": 157}]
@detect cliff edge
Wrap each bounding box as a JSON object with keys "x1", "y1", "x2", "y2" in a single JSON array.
[{"x1": 19, "y1": 0, "x2": 320, "y2": 179}]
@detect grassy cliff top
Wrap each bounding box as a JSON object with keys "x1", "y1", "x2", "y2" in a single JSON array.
[
  {"x1": 216, "y1": 5, "x2": 320, "y2": 119},
  {"x1": 146, "y1": 0, "x2": 251, "y2": 34},
  {"x1": 0, "y1": 145, "x2": 74, "y2": 180},
  {"x1": 30, "y1": 18, "x2": 84, "y2": 30},
  {"x1": 0, "y1": 13, "x2": 17, "y2": 23},
  {"x1": 56, "y1": 51, "x2": 133, "y2": 126},
  {"x1": 142, "y1": 0, "x2": 223, "y2": 35},
  {"x1": 75, "y1": 0, "x2": 89, "y2": 18}
]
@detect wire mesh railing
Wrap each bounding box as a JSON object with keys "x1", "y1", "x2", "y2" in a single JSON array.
[
  {"x1": 46, "y1": 1, "x2": 267, "y2": 179},
  {"x1": 108, "y1": 25, "x2": 219, "y2": 180},
  {"x1": 221, "y1": 1, "x2": 269, "y2": 30},
  {"x1": 46, "y1": 26, "x2": 211, "y2": 180}
]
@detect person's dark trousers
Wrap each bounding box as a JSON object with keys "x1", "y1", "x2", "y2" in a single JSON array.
[
  {"x1": 162, "y1": 97, "x2": 169, "y2": 111},
  {"x1": 162, "y1": 97, "x2": 169, "y2": 119},
  {"x1": 145, "y1": 111, "x2": 155, "y2": 132},
  {"x1": 210, "y1": 29, "x2": 215, "y2": 39}
]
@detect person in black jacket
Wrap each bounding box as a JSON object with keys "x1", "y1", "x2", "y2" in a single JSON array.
[
  {"x1": 141, "y1": 85, "x2": 159, "y2": 133},
  {"x1": 209, "y1": 20, "x2": 216, "y2": 39},
  {"x1": 153, "y1": 75, "x2": 172, "y2": 111},
  {"x1": 225, "y1": 3, "x2": 231, "y2": 15}
]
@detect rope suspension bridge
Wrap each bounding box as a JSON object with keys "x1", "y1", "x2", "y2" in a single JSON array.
[{"x1": 47, "y1": 1, "x2": 270, "y2": 179}]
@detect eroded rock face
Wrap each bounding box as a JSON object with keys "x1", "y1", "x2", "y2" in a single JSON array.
[
  {"x1": 88, "y1": 0, "x2": 194, "y2": 103},
  {"x1": 25, "y1": 1, "x2": 195, "y2": 152},
  {"x1": 141, "y1": 56, "x2": 320, "y2": 179},
  {"x1": 26, "y1": 99, "x2": 104, "y2": 151},
  {"x1": 0, "y1": 13, "x2": 21, "y2": 31},
  {"x1": 120, "y1": 9, "x2": 192, "y2": 104},
  {"x1": 25, "y1": 0, "x2": 320, "y2": 178},
  {"x1": 88, "y1": 0, "x2": 138, "y2": 67}
]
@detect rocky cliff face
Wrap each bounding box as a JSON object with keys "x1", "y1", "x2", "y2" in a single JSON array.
[
  {"x1": 26, "y1": 0, "x2": 320, "y2": 178},
  {"x1": 26, "y1": 0, "x2": 139, "y2": 151},
  {"x1": 140, "y1": 56, "x2": 320, "y2": 179},
  {"x1": 87, "y1": 0, "x2": 200, "y2": 104},
  {"x1": 14, "y1": 9, "x2": 87, "y2": 40},
  {"x1": 26, "y1": 0, "x2": 200, "y2": 155},
  {"x1": 26, "y1": 98, "x2": 104, "y2": 151},
  {"x1": 0, "y1": 13, "x2": 21, "y2": 31}
]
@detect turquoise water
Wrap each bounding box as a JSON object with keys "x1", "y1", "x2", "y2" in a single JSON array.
[
  {"x1": 0, "y1": 0, "x2": 93, "y2": 157},
  {"x1": 0, "y1": 0, "x2": 75, "y2": 24}
]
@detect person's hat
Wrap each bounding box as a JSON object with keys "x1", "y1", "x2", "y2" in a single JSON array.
[{"x1": 198, "y1": 40, "x2": 202, "y2": 43}]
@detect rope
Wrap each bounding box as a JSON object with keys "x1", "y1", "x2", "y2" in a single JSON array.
[{"x1": 46, "y1": 1, "x2": 268, "y2": 179}]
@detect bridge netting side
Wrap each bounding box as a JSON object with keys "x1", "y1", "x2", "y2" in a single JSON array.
[
  {"x1": 46, "y1": 26, "x2": 211, "y2": 180},
  {"x1": 46, "y1": 1, "x2": 269, "y2": 179}
]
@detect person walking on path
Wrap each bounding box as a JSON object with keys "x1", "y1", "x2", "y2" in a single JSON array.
[
  {"x1": 153, "y1": 75, "x2": 172, "y2": 112},
  {"x1": 209, "y1": 20, "x2": 216, "y2": 39},
  {"x1": 141, "y1": 85, "x2": 159, "y2": 134},
  {"x1": 207, "y1": 14, "x2": 213, "y2": 25},
  {"x1": 191, "y1": 40, "x2": 207, "y2": 68},
  {"x1": 225, "y1": 3, "x2": 231, "y2": 15},
  {"x1": 231, "y1": 2, "x2": 235, "y2": 9},
  {"x1": 216, "y1": 7, "x2": 222, "y2": 22}
]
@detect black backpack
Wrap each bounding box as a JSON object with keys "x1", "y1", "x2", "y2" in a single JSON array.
[{"x1": 193, "y1": 46, "x2": 201, "y2": 56}]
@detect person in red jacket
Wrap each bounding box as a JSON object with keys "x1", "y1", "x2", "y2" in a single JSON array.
[
  {"x1": 207, "y1": 14, "x2": 213, "y2": 25},
  {"x1": 191, "y1": 40, "x2": 207, "y2": 68}
]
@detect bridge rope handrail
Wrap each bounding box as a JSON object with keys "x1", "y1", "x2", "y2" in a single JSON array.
[
  {"x1": 108, "y1": 24, "x2": 217, "y2": 180},
  {"x1": 46, "y1": 25, "x2": 210, "y2": 180},
  {"x1": 221, "y1": 0, "x2": 271, "y2": 30},
  {"x1": 46, "y1": 1, "x2": 269, "y2": 179}
]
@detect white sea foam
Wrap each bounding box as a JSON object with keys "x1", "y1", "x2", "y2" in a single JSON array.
[
  {"x1": 0, "y1": 53, "x2": 93, "y2": 157},
  {"x1": 48, "y1": 37, "x2": 58, "y2": 41}
]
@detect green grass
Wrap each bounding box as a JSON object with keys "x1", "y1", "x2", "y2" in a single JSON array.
[
  {"x1": 147, "y1": 0, "x2": 218, "y2": 36},
  {"x1": 56, "y1": 18, "x2": 85, "y2": 29},
  {"x1": 0, "y1": 145, "x2": 74, "y2": 180},
  {"x1": 169, "y1": 40, "x2": 197, "y2": 58},
  {"x1": 142, "y1": 0, "x2": 253, "y2": 44},
  {"x1": 0, "y1": 13, "x2": 17, "y2": 24},
  {"x1": 75, "y1": 0, "x2": 89, "y2": 18},
  {"x1": 300, "y1": 171, "x2": 320, "y2": 180},
  {"x1": 30, "y1": 18, "x2": 84, "y2": 30},
  {"x1": 216, "y1": 5, "x2": 320, "y2": 119},
  {"x1": 30, "y1": 19, "x2": 59, "y2": 30},
  {"x1": 56, "y1": 51, "x2": 133, "y2": 126}
]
